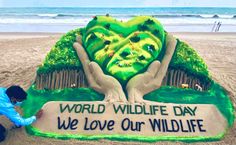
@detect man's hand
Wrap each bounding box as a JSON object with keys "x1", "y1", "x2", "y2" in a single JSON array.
[
  {"x1": 126, "y1": 34, "x2": 177, "y2": 103},
  {"x1": 73, "y1": 36, "x2": 127, "y2": 103},
  {"x1": 10, "y1": 125, "x2": 22, "y2": 130},
  {"x1": 36, "y1": 109, "x2": 43, "y2": 119}
]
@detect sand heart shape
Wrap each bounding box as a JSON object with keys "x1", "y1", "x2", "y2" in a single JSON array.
[{"x1": 82, "y1": 16, "x2": 166, "y2": 84}]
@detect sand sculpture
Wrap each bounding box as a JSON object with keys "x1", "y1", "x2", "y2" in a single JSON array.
[
  {"x1": 22, "y1": 16, "x2": 234, "y2": 142},
  {"x1": 35, "y1": 16, "x2": 211, "y2": 91}
]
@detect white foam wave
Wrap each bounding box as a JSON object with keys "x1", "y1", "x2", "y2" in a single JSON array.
[
  {"x1": 0, "y1": 18, "x2": 89, "y2": 24},
  {"x1": 0, "y1": 17, "x2": 235, "y2": 25},
  {"x1": 37, "y1": 14, "x2": 59, "y2": 17},
  {"x1": 200, "y1": 14, "x2": 216, "y2": 18},
  {"x1": 200, "y1": 14, "x2": 235, "y2": 19},
  {"x1": 218, "y1": 15, "x2": 235, "y2": 19}
]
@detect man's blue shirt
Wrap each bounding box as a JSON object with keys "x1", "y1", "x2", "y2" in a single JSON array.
[{"x1": 0, "y1": 87, "x2": 36, "y2": 126}]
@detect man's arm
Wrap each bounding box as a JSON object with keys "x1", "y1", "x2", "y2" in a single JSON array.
[{"x1": 3, "y1": 107, "x2": 36, "y2": 126}]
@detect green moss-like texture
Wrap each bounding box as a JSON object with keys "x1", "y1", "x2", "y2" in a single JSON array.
[
  {"x1": 37, "y1": 16, "x2": 210, "y2": 84},
  {"x1": 37, "y1": 28, "x2": 82, "y2": 74},
  {"x1": 22, "y1": 81, "x2": 234, "y2": 142},
  {"x1": 26, "y1": 127, "x2": 225, "y2": 143},
  {"x1": 83, "y1": 16, "x2": 165, "y2": 83},
  {"x1": 171, "y1": 40, "x2": 210, "y2": 82}
]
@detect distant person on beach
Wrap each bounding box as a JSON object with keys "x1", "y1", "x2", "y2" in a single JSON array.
[
  {"x1": 212, "y1": 21, "x2": 217, "y2": 32},
  {"x1": 0, "y1": 85, "x2": 43, "y2": 142},
  {"x1": 213, "y1": 21, "x2": 222, "y2": 32},
  {"x1": 216, "y1": 22, "x2": 222, "y2": 32}
]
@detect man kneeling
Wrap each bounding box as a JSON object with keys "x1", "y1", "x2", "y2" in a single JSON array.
[{"x1": 0, "y1": 85, "x2": 43, "y2": 142}]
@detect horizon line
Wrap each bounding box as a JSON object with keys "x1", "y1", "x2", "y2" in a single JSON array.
[{"x1": 0, "y1": 6, "x2": 236, "y2": 8}]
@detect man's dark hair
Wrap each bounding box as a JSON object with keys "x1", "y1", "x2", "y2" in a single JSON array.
[{"x1": 6, "y1": 85, "x2": 27, "y2": 100}]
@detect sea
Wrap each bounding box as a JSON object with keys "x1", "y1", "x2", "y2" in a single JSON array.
[{"x1": 0, "y1": 7, "x2": 236, "y2": 32}]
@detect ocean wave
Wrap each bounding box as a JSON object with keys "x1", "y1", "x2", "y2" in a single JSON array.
[
  {"x1": 153, "y1": 14, "x2": 236, "y2": 19},
  {"x1": 37, "y1": 14, "x2": 59, "y2": 17},
  {"x1": 0, "y1": 17, "x2": 236, "y2": 25},
  {"x1": 0, "y1": 13, "x2": 236, "y2": 19},
  {"x1": 43, "y1": 13, "x2": 135, "y2": 18},
  {"x1": 54, "y1": 14, "x2": 236, "y2": 19},
  {"x1": 37, "y1": 13, "x2": 99, "y2": 18},
  {"x1": 37, "y1": 13, "x2": 91, "y2": 17},
  {"x1": 56, "y1": 14, "x2": 236, "y2": 19},
  {"x1": 200, "y1": 14, "x2": 236, "y2": 19}
]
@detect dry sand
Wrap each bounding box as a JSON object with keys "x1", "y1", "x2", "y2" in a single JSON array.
[{"x1": 0, "y1": 32, "x2": 235, "y2": 145}]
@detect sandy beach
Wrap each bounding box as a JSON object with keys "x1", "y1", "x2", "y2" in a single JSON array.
[{"x1": 0, "y1": 32, "x2": 235, "y2": 145}]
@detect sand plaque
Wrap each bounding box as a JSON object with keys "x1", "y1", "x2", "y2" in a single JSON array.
[{"x1": 33, "y1": 101, "x2": 227, "y2": 137}]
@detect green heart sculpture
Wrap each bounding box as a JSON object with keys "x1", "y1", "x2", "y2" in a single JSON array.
[{"x1": 82, "y1": 16, "x2": 166, "y2": 84}]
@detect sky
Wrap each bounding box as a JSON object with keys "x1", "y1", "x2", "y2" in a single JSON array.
[{"x1": 0, "y1": 0, "x2": 236, "y2": 7}]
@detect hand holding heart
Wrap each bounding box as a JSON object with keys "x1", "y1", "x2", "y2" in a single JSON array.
[
  {"x1": 126, "y1": 34, "x2": 177, "y2": 103},
  {"x1": 73, "y1": 36, "x2": 127, "y2": 103},
  {"x1": 73, "y1": 34, "x2": 177, "y2": 103}
]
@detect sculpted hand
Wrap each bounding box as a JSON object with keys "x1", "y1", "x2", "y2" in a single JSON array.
[
  {"x1": 126, "y1": 34, "x2": 177, "y2": 103},
  {"x1": 73, "y1": 36, "x2": 127, "y2": 103}
]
